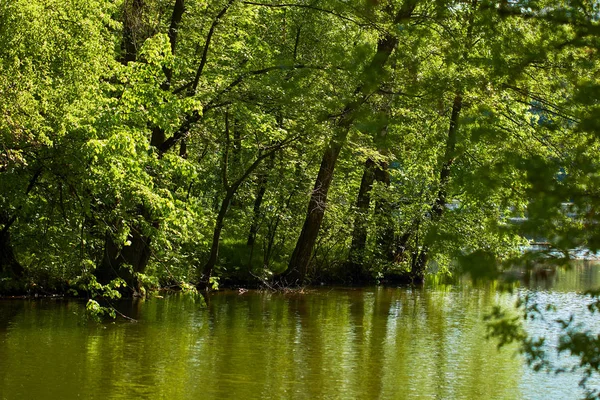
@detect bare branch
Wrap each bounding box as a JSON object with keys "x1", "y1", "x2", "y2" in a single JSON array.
[
  {"x1": 485, "y1": 3, "x2": 600, "y2": 38},
  {"x1": 377, "y1": 88, "x2": 426, "y2": 98},
  {"x1": 503, "y1": 84, "x2": 580, "y2": 123},
  {"x1": 230, "y1": 133, "x2": 301, "y2": 193},
  {"x1": 172, "y1": 81, "x2": 193, "y2": 95},
  {"x1": 206, "y1": 64, "x2": 330, "y2": 110}
]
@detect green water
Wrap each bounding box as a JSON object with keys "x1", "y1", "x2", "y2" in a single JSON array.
[{"x1": 1, "y1": 264, "x2": 599, "y2": 399}]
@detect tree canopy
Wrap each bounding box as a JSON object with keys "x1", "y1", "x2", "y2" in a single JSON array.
[{"x1": 0, "y1": 0, "x2": 598, "y2": 288}]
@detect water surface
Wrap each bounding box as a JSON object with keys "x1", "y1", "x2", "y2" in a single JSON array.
[{"x1": 1, "y1": 263, "x2": 599, "y2": 399}]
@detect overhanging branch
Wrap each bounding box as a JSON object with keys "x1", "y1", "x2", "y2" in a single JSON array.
[
  {"x1": 160, "y1": 64, "x2": 328, "y2": 154},
  {"x1": 205, "y1": 64, "x2": 330, "y2": 110}
]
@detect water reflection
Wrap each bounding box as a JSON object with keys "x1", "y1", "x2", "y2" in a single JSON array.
[{"x1": 0, "y1": 263, "x2": 599, "y2": 399}]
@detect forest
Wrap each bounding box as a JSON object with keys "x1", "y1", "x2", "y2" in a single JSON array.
[
  {"x1": 1, "y1": 0, "x2": 599, "y2": 295},
  {"x1": 2, "y1": 1, "x2": 600, "y2": 396}
]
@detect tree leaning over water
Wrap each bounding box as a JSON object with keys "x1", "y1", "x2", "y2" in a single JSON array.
[{"x1": 0, "y1": 0, "x2": 598, "y2": 290}]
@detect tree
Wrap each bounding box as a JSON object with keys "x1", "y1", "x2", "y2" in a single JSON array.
[{"x1": 285, "y1": 0, "x2": 419, "y2": 284}]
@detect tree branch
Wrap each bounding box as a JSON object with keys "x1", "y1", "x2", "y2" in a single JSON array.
[
  {"x1": 172, "y1": 81, "x2": 193, "y2": 95},
  {"x1": 161, "y1": 64, "x2": 326, "y2": 154},
  {"x1": 190, "y1": 0, "x2": 236, "y2": 95},
  {"x1": 163, "y1": 0, "x2": 186, "y2": 86},
  {"x1": 158, "y1": 110, "x2": 201, "y2": 154},
  {"x1": 485, "y1": 3, "x2": 600, "y2": 38},
  {"x1": 503, "y1": 84, "x2": 580, "y2": 123},
  {"x1": 230, "y1": 133, "x2": 300, "y2": 193},
  {"x1": 1, "y1": 167, "x2": 43, "y2": 236},
  {"x1": 205, "y1": 64, "x2": 330, "y2": 110}
]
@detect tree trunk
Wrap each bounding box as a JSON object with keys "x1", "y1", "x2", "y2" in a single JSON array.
[
  {"x1": 394, "y1": 230, "x2": 412, "y2": 263},
  {"x1": 411, "y1": 93, "x2": 462, "y2": 281},
  {"x1": 97, "y1": 0, "x2": 189, "y2": 293},
  {"x1": 0, "y1": 168, "x2": 42, "y2": 285},
  {"x1": 98, "y1": 233, "x2": 152, "y2": 290},
  {"x1": 150, "y1": 125, "x2": 166, "y2": 148},
  {"x1": 285, "y1": 0, "x2": 418, "y2": 284},
  {"x1": 432, "y1": 94, "x2": 462, "y2": 219},
  {"x1": 99, "y1": 0, "x2": 149, "y2": 290},
  {"x1": 0, "y1": 230, "x2": 24, "y2": 280},
  {"x1": 247, "y1": 152, "x2": 275, "y2": 247},
  {"x1": 120, "y1": 0, "x2": 145, "y2": 65},
  {"x1": 97, "y1": 209, "x2": 157, "y2": 292},
  {"x1": 403, "y1": 0, "x2": 476, "y2": 282},
  {"x1": 247, "y1": 181, "x2": 267, "y2": 247},
  {"x1": 163, "y1": 0, "x2": 185, "y2": 86},
  {"x1": 202, "y1": 189, "x2": 234, "y2": 280},
  {"x1": 97, "y1": 230, "x2": 121, "y2": 285},
  {"x1": 201, "y1": 141, "x2": 286, "y2": 284},
  {"x1": 373, "y1": 162, "x2": 395, "y2": 262},
  {"x1": 120, "y1": 225, "x2": 154, "y2": 281},
  {"x1": 286, "y1": 129, "x2": 347, "y2": 283},
  {"x1": 348, "y1": 158, "x2": 394, "y2": 280},
  {"x1": 179, "y1": 139, "x2": 188, "y2": 158},
  {"x1": 232, "y1": 118, "x2": 242, "y2": 168},
  {"x1": 411, "y1": 246, "x2": 428, "y2": 283},
  {"x1": 347, "y1": 158, "x2": 376, "y2": 278}
]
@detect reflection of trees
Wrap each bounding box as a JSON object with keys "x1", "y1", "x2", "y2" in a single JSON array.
[
  {"x1": 377, "y1": 286, "x2": 522, "y2": 399},
  {"x1": 0, "y1": 300, "x2": 24, "y2": 397},
  {"x1": 353, "y1": 288, "x2": 393, "y2": 397},
  {"x1": 0, "y1": 300, "x2": 23, "y2": 331},
  {"x1": 81, "y1": 296, "x2": 207, "y2": 398},
  {"x1": 0, "y1": 289, "x2": 527, "y2": 399},
  {"x1": 200, "y1": 287, "x2": 523, "y2": 399}
]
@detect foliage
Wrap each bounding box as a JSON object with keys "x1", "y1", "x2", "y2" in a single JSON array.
[
  {"x1": 86, "y1": 298, "x2": 116, "y2": 321},
  {"x1": 0, "y1": 0, "x2": 599, "y2": 393}
]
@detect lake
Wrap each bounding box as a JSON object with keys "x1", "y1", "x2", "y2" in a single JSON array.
[{"x1": 1, "y1": 262, "x2": 599, "y2": 399}]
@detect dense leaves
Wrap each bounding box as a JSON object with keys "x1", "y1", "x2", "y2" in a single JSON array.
[
  {"x1": 1, "y1": 0, "x2": 600, "y2": 392},
  {"x1": 0, "y1": 0, "x2": 598, "y2": 285}
]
